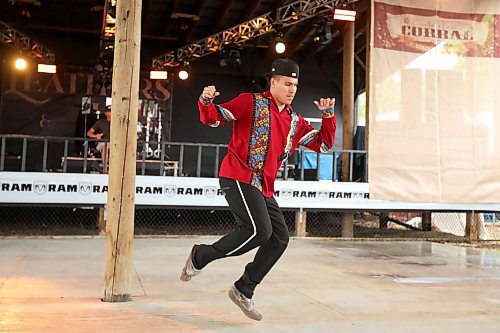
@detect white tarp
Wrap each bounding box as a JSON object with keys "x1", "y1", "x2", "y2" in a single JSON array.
[{"x1": 369, "y1": 0, "x2": 500, "y2": 203}]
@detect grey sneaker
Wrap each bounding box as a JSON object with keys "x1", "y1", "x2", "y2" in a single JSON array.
[
  {"x1": 228, "y1": 285, "x2": 262, "y2": 321},
  {"x1": 180, "y1": 245, "x2": 201, "y2": 282}
]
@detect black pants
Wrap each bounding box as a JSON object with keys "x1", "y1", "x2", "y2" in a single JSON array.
[{"x1": 193, "y1": 177, "x2": 289, "y2": 298}]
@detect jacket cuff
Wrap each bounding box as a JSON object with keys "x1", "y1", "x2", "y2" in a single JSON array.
[
  {"x1": 199, "y1": 95, "x2": 213, "y2": 106},
  {"x1": 321, "y1": 107, "x2": 335, "y2": 118}
]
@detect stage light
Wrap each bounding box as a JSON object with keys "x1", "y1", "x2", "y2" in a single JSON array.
[
  {"x1": 274, "y1": 33, "x2": 286, "y2": 54},
  {"x1": 219, "y1": 48, "x2": 241, "y2": 67},
  {"x1": 275, "y1": 41, "x2": 286, "y2": 54},
  {"x1": 150, "y1": 70, "x2": 168, "y2": 79},
  {"x1": 38, "y1": 64, "x2": 57, "y2": 73},
  {"x1": 178, "y1": 69, "x2": 189, "y2": 80},
  {"x1": 334, "y1": 9, "x2": 356, "y2": 21},
  {"x1": 177, "y1": 62, "x2": 190, "y2": 80},
  {"x1": 14, "y1": 58, "x2": 27, "y2": 70},
  {"x1": 313, "y1": 21, "x2": 332, "y2": 45}
]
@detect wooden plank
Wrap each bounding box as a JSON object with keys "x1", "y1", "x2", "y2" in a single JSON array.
[
  {"x1": 341, "y1": 21, "x2": 354, "y2": 182},
  {"x1": 102, "y1": 0, "x2": 142, "y2": 303}
]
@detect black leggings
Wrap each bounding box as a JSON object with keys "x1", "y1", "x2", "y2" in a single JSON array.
[{"x1": 193, "y1": 177, "x2": 289, "y2": 298}]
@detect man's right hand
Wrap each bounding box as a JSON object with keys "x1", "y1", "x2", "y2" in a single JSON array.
[{"x1": 201, "y1": 85, "x2": 220, "y2": 104}]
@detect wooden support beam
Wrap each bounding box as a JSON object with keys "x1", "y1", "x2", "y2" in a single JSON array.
[
  {"x1": 421, "y1": 212, "x2": 432, "y2": 231},
  {"x1": 341, "y1": 21, "x2": 354, "y2": 182},
  {"x1": 294, "y1": 209, "x2": 307, "y2": 237},
  {"x1": 97, "y1": 206, "x2": 106, "y2": 235},
  {"x1": 211, "y1": 0, "x2": 234, "y2": 34},
  {"x1": 365, "y1": 4, "x2": 370, "y2": 158},
  {"x1": 102, "y1": 0, "x2": 142, "y2": 303},
  {"x1": 238, "y1": 0, "x2": 261, "y2": 23},
  {"x1": 282, "y1": 24, "x2": 315, "y2": 58},
  {"x1": 342, "y1": 213, "x2": 354, "y2": 237},
  {"x1": 465, "y1": 212, "x2": 480, "y2": 241},
  {"x1": 163, "y1": 0, "x2": 180, "y2": 35}
]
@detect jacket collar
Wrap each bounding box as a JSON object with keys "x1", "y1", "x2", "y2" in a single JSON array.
[{"x1": 263, "y1": 91, "x2": 293, "y2": 114}]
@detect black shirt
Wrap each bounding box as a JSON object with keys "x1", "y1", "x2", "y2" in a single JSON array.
[{"x1": 91, "y1": 119, "x2": 110, "y2": 139}]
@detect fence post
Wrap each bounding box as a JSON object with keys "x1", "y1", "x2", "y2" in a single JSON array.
[
  {"x1": 421, "y1": 212, "x2": 432, "y2": 231},
  {"x1": 465, "y1": 212, "x2": 479, "y2": 241},
  {"x1": 342, "y1": 212, "x2": 354, "y2": 237},
  {"x1": 379, "y1": 213, "x2": 388, "y2": 229},
  {"x1": 294, "y1": 208, "x2": 307, "y2": 237},
  {"x1": 97, "y1": 206, "x2": 106, "y2": 235}
]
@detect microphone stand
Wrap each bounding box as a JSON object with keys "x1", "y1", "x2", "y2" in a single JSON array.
[{"x1": 81, "y1": 96, "x2": 92, "y2": 155}]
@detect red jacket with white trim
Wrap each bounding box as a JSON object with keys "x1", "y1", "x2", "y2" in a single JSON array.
[{"x1": 198, "y1": 91, "x2": 336, "y2": 197}]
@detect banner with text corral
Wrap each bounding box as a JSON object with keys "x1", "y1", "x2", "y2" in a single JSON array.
[
  {"x1": 369, "y1": 0, "x2": 500, "y2": 203},
  {"x1": 1, "y1": 172, "x2": 500, "y2": 211}
]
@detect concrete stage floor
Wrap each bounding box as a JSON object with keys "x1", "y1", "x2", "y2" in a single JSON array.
[{"x1": 1, "y1": 237, "x2": 500, "y2": 332}]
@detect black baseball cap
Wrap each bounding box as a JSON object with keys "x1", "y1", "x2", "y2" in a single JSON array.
[
  {"x1": 269, "y1": 58, "x2": 299, "y2": 79},
  {"x1": 105, "y1": 105, "x2": 111, "y2": 112}
]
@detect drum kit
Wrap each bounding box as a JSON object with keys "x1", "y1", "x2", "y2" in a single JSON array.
[
  {"x1": 137, "y1": 100, "x2": 166, "y2": 159},
  {"x1": 80, "y1": 97, "x2": 168, "y2": 160}
]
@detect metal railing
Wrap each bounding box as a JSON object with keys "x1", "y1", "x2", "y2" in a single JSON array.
[{"x1": 0, "y1": 134, "x2": 367, "y2": 182}]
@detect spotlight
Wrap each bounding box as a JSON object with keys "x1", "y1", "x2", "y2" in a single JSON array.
[
  {"x1": 14, "y1": 58, "x2": 27, "y2": 70},
  {"x1": 219, "y1": 48, "x2": 241, "y2": 67},
  {"x1": 274, "y1": 33, "x2": 286, "y2": 54},
  {"x1": 177, "y1": 62, "x2": 190, "y2": 80},
  {"x1": 178, "y1": 69, "x2": 189, "y2": 80},
  {"x1": 313, "y1": 21, "x2": 332, "y2": 45}
]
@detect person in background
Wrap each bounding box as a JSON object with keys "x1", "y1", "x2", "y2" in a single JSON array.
[
  {"x1": 180, "y1": 58, "x2": 337, "y2": 321},
  {"x1": 87, "y1": 105, "x2": 111, "y2": 169}
]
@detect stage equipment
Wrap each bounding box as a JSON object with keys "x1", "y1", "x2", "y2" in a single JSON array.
[
  {"x1": 274, "y1": 32, "x2": 286, "y2": 54},
  {"x1": 14, "y1": 58, "x2": 27, "y2": 70},
  {"x1": 333, "y1": 8, "x2": 356, "y2": 21},
  {"x1": 0, "y1": 20, "x2": 55, "y2": 62},
  {"x1": 313, "y1": 21, "x2": 333, "y2": 44},
  {"x1": 152, "y1": 0, "x2": 356, "y2": 68},
  {"x1": 150, "y1": 70, "x2": 168, "y2": 79},
  {"x1": 37, "y1": 64, "x2": 56, "y2": 73}
]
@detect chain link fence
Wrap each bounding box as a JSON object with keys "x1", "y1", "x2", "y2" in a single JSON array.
[
  {"x1": 1, "y1": 205, "x2": 499, "y2": 240},
  {"x1": 1, "y1": 135, "x2": 499, "y2": 240}
]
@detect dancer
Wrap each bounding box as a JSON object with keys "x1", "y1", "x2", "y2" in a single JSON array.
[{"x1": 181, "y1": 58, "x2": 336, "y2": 321}]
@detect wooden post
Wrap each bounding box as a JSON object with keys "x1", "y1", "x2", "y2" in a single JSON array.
[
  {"x1": 102, "y1": 0, "x2": 142, "y2": 303},
  {"x1": 379, "y1": 213, "x2": 388, "y2": 230},
  {"x1": 421, "y1": 212, "x2": 432, "y2": 231},
  {"x1": 465, "y1": 212, "x2": 479, "y2": 241},
  {"x1": 294, "y1": 208, "x2": 307, "y2": 237},
  {"x1": 342, "y1": 212, "x2": 354, "y2": 238},
  {"x1": 341, "y1": 21, "x2": 355, "y2": 182},
  {"x1": 97, "y1": 206, "x2": 106, "y2": 235},
  {"x1": 365, "y1": 5, "x2": 371, "y2": 166},
  {"x1": 341, "y1": 22, "x2": 355, "y2": 237}
]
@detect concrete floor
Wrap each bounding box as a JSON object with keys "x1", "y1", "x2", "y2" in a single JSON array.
[{"x1": 1, "y1": 237, "x2": 500, "y2": 332}]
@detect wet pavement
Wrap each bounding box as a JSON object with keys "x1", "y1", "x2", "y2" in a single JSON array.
[{"x1": 1, "y1": 237, "x2": 500, "y2": 332}]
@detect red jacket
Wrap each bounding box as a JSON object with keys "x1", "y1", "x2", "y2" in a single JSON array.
[{"x1": 198, "y1": 91, "x2": 336, "y2": 197}]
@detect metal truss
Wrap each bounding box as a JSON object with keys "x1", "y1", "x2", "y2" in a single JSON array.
[
  {"x1": 0, "y1": 20, "x2": 55, "y2": 62},
  {"x1": 99, "y1": 0, "x2": 117, "y2": 61},
  {"x1": 152, "y1": 0, "x2": 353, "y2": 68}
]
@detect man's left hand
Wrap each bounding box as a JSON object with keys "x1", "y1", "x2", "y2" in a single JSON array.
[{"x1": 313, "y1": 98, "x2": 335, "y2": 111}]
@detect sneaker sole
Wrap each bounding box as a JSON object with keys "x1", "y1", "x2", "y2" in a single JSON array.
[{"x1": 228, "y1": 289, "x2": 262, "y2": 321}]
